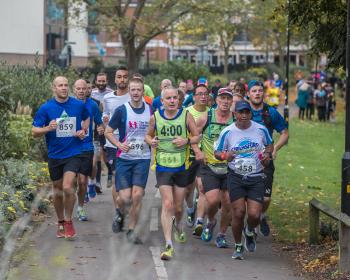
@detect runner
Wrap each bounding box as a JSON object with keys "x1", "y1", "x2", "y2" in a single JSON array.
[
  {"x1": 247, "y1": 80, "x2": 289, "y2": 236},
  {"x1": 196, "y1": 88, "x2": 238, "y2": 248},
  {"x1": 86, "y1": 79, "x2": 104, "y2": 195},
  {"x1": 32, "y1": 76, "x2": 89, "y2": 239},
  {"x1": 91, "y1": 73, "x2": 113, "y2": 192},
  {"x1": 214, "y1": 100, "x2": 273, "y2": 259},
  {"x1": 103, "y1": 67, "x2": 130, "y2": 188},
  {"x1": 145, "y1": 87, "x2": 203, "y2": 260},
  {"x1": 102, "y1": 66, "x2": 131, "y2": 232},
  {"x1": 185, "y1": 81, "x2": 209, "y2": 235},
  {"x1": 105, "y1": 77, "x2": 151, "y2": 244},
  {"x1": 152, "y1": 79, "x2": 173, "y2": 112},
  {"x1": 73, "y1": 79, "x2": 103, "y2": 221}
]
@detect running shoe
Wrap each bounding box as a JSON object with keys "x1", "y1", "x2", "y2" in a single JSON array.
[
  {"x1": 84, "y1": 193, "x2": 89, "y2": 203},
  {"x1": 95, "y1": 182, "x2": 103, "y2": 194},
  {"x1": 186, "y1": 210, "x2": 195, "y2": 228},
  {"x1": 232, "y1": 244, "x2": 244, "y2": 260},
  {"x1": 112, "y1": 212, "x2": 124, "y2": 233},
  {"x1": 77, "y1": 207, "x2": 88, "y2": 222},
  {"x1": 56, "y1": 221, "x2": 65, "y2": 238},
  {"x1": 192, "y1": 220, "x2": 203, "y2": 237},
  {"x1": 259, "y1": 217, "x2": 270, "y2": 236},
  {"x1": 88, "y1": 184, "x2": 96, "y2": 198},
  {"x1": 64, "y1": 220, "x2": 76, "y2": 239},
  {"x1": 201, "y1": 220, "x2": 216, "y2": 242},
  {"x1": 172, "y1": 217, "x2": 187, "y2": 243},
  {"x1": 215, "y1": 233, "x2": 228, "y2": 248},
  {"x1": 160, "y1": 245, "x2": 174, "y2": 261},
  {"x1": 107, "y1": 175, "x2": 113, "y2": 188},
  {"x1": 244, "y1": 227, "x2": 256, "y2": 252},
  {"x1": 126, "y1": 230, "x2": 143, "y2": 245}
]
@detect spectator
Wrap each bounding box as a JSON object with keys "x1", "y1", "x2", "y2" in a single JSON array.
[{"x1": 296, "y1": 82, "x2": 309, "y2": 120}]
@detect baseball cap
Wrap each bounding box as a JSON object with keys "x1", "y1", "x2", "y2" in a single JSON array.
[
  {"x1": 248, "y1": 80, "x2": 264, "y2": 91},
  {"x1": 196, "y1": 77, "x2": 209, "y2": 89},
  {"x1": 235, "y1": 100, "x2": 252, "y2": 112},
  {"x1": 217, "y1": 87, "x2": 233, "y2": 97}
]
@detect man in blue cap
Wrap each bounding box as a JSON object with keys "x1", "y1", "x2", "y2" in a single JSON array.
[
  {"x1": 214, "y1": 100, "x2": 273, "y2": 259},
  {"x1": 247, "y1": 80, "x2": 289, "y2": 237}
]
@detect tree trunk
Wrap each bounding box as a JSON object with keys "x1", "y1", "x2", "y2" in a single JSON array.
[
  {"x1": 125, "y1": 41, "x2": 138, "y2": 74},
  {"x1": 223, "y1": 46, "x2": 229, "y2": 80}
]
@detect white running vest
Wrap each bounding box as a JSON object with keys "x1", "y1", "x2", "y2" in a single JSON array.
[{"x1": 119, "y1": 102, "x2": 151, "y2": 160}]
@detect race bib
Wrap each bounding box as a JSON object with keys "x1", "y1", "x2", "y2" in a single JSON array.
[
  {"x1": 234, "y1": 158, "x2": 256, "y2": 175},
  {"x1": 159, "y1": 153, "x2": 182, "y2": 167},
  {"x1": 56, "y1": 117, "x2": 76, "y2": 137},
  {"x1": 127, "y1": 139, "x2": 146, "y2": 156}
]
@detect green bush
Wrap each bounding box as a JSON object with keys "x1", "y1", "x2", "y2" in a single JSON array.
[{"x1": 0, "y1": 159, "x2": 49, "y2": 224}]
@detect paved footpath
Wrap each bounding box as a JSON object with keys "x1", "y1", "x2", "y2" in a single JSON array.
[{"x1": 5, "y1": 170, "x2": 302, "y2": 280}]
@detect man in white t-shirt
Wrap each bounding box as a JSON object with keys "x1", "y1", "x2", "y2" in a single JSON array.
[{"x1": 214, "y1": 101, "x2": 273, "y2": 260}]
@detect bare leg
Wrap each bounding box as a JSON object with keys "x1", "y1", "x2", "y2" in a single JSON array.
[
  {"x1": 52, "y1": 179, "x2": 64, "y2": 221},
  {"x1": 219, "y1": 190, "x2": 232, "y2": 234},
  {"x1": 231, "y1": 198, "x2": 246, "y2": 243},
  {"x1": 159, "y1": 185, "x2": 174, "y2": 243},
  {"x1": 62, "y1": 171, "x2": 77, "y2": 221},
  {"x1": 77, "y1": 174, "x2": 88, "y2": 207},
  {"x1": 128, "y1": 186, "x2": 144, "y2": 230}
]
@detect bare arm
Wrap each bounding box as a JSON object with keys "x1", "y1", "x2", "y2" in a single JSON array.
[
  {"x1": 196, "y1": 113, "x2": 208, "y2": 134},
  {"x1": 272, "y1": 129, "x2": 289, "y2": 159},
  {"x1": 32, "y1": 120, "x2": 57, "y2": 138},
  {"x1": 105, "y1": 125, "x2": 129, "y2": 152},
  {"x1": 145, "y1": 116, "x2": 159, "y2": 148},
  {"x1": 187, "y1": 113, "x2": 204, "y2": 160}
]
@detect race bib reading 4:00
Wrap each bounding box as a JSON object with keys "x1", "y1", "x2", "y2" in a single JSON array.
[{"x1": 56, "y1": 117, "x2": 76, "y2": 137}]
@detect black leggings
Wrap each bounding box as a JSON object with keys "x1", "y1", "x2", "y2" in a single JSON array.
[
  {"x1": 298, "y1": 108, "x2": 305, "y2": 120},
  {"x1": 317, "y1": 106, "x2": 326, "y2": 121}
]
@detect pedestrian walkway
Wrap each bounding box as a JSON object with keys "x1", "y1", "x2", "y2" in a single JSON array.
[{"x1": 5, "y1": 173, "x2": 302, "y2": 280}]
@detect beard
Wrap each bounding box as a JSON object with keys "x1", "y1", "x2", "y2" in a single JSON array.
[
  {"x1": 97, "y1": 84, "x2": 107, "y2": 91},
  {"x1": 117, "y1": 83, "x2": 127, "y2": 90}
]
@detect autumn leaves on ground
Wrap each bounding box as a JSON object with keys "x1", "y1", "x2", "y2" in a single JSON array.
[{"x1": 270, "y1": 104, "x2": 346, "y2": 279}]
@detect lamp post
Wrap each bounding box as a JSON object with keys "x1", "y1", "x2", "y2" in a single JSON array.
[
  {"x1": 339, "y1": 0, "x2": 350, "y2": 273},
  {"x1": 284, "y1": 0, "x2": 290, "y2": 126}
]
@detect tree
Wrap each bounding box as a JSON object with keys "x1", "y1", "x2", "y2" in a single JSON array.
[
  {"x1": 288, "y1": 0, "x2": 347, "y2": 68},
  {"x1": 67, "y1": 0, "x2": 199, "y2": 73},
  {"x1": 177, "y1": 0, "x2": 243, "y2": 79}
]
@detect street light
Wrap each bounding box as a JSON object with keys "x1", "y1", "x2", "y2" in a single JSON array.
[
  {"x1": 284, "y1": 0, "x2": 290, "y2": 126},
  {"x1": 340, "y1": 0, "x2": 350, "y2": 272}
]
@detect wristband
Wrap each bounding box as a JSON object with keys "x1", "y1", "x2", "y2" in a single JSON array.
[{"x1": 220, "y1": 152, "x2": 227, "y2": 160}]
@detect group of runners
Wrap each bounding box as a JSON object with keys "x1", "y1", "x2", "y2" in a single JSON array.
[{"x1": 32, "y1": 66, "x2": 288, "y2": 261}]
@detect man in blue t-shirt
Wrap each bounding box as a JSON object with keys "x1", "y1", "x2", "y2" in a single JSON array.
[
  {"x1": 32, "y1": 76, "x2": 90, "y2": 239},
  {"x1": 247, "y1": 80, "x2": 289, "y2": 237},
  {"x1": 73, "y1": 79, "x2": 103, "y2": 222}
]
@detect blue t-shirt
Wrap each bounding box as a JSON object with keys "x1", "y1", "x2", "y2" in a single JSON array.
[
  {"x1": 108, "y1": 102, "x2": 147, "y2": 142},
  {"x1": 183, "y1": 93, "x2": 194, "y2": 107},
  {"x1": 33, "y1": 97, "x2": 89, "y2": 159},
  {"x1": 82, "y1": 98, "x2": 102, "y2": 152},
  {"x1": 251, "y1": 104, "x2": 287, "y2": 138},
  {"x1": 152, "y1": 96, "x2": 163, "y2": 112}
]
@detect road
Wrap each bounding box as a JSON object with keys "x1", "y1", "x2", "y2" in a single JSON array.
[{"x1": 5, "y1": 171, "x2": 302, "y2": 280}]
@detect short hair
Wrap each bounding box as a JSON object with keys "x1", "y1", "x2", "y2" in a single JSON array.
[
  {"x1": 132, "y1": 73, "x2": 145, "y2": 82},
  {"x1": 233, "y1": 82, "x2": 246, "y2": 97},
  {"x1": 96, "y1": 72, "x2": 107, "y2": 80},
  {"x1": 161, "y1": 86, "x2": 177, "y2": 98},
  {"x1": 128, "y1": 77, "x2": 144, "y2": 86},
  {"x1": 116, "y1": 66, "x2": 128, "y2": 72}
]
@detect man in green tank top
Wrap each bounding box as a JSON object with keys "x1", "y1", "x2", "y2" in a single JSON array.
[
  {"x1": 196, "y1": 88, "x2": 243, "y2": 248},
  {"x1": 145, "y1": 87, "x2": 203, "y2": 261},
  {"x1": 185, "y1": 83, "x2": 209, "y2": 236}
]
